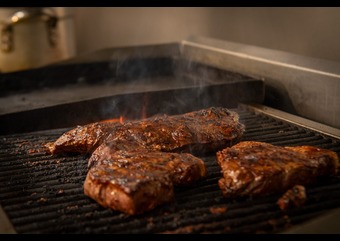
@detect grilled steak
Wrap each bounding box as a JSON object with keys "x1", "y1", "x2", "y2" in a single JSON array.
[
  {"x1": 46, "y1": 107, "x2": 244, "y2": 158},
  {"x1": 84, "y1": 165, "x2": 174, "y2": 215},
  {"x1": 89, "y1": 150, "x2": 206, "y2": 185},
  {"x1": 84, "y1": 150, "x2": 206, "y2": 215},
  {"x1": 47, "y1": 107, "x2": 243, "y2": 215},
  {"x1": 216, "y1": 141, "x2": 339, "y2": 198},
  {"x1": 89, "y1": 107, "x2": 245, "y2": 167},
  {"x1": 45, "y1": 121, "x2": 121, "y2": 155}
]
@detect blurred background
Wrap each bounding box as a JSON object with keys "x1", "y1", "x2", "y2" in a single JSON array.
[
  {"x1": 73, "y1": 7, "x2": 340, "y2": 61},
  {"x1": 1, "y1": 7, "x2": 340, "y2": 73}
]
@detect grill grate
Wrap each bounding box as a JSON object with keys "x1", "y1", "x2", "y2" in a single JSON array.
[{"x1": 0, "y1": 105, "x2": 340, "y2": 233}]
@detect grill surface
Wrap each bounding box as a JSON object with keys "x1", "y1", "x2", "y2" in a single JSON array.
[{"x1": 0, "y1": 105, "x2": 340, "y2": 234}]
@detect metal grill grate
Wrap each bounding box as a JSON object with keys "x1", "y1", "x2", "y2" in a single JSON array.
[{"x1": 0, "y1": 105, "x2": 340, "y2": 233}]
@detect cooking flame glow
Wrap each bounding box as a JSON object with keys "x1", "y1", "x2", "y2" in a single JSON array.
[
  {"x1": 100, "y1": 116, "x2": 125, "y2": 124},
  {"x1": 100, "y1": 101, "x2": 149, "y2": 124}
]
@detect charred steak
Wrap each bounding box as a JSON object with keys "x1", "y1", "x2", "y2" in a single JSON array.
[
  {"x1": 89, "y1": 107, "x2": 245, "y2": 167},
  {"x1": 89, "y1": 150, "x2": 206, "y2": 185},
  {"x1": 47, "y1": 107, "x2": 244, "y2": 215},
  {"x1": 47, "y1": 107, "x2": 244, "y2": 158},
  {"x1": 84, "y1": 165, "x2": 173, "y2": 215},
  {"x1": 84, "y1": 151, "x2": 206, "y2": 215},
  {"x1": 46, "y1": 121, "x2": 121, "y2": 155},
  {"x1": 216, "y1": 141, "x2": 339, "y2": 198}
]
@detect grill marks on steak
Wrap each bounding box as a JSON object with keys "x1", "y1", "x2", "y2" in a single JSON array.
[
  {"x1": 84, "y1": 151, "x2": 206, "y2": 215},
  {"x1": 89, "y1": 107, "x2": 245, "y2": 167},
  {"x1": 216, "y1": 141, "x2": 339, "y2": 198},
  {"x1": 46, "y1": 107, "x2": 244, "y2": 158},
  {"x1": 45, "y1": 121, "x2": 121, "y2": 155},
  {"x1": 91, "y1": 150, "x2": 206, "y2": 186},
  {"x1": 84, "y1": 165, "x2": 174, "y2": 215}
]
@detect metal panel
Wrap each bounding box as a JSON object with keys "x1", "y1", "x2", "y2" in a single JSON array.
[{"x1": 182, "y1": 36, "x2": 340, "y2": 129}]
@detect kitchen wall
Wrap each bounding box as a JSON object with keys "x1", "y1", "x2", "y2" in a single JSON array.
[{"x1": 73, "y1": 7, "x2": 340, "y2": 62}]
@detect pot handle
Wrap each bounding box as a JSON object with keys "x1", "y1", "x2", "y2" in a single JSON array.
[{"x1": 1, "y1": 8, "x2": 58, "y2": 53}]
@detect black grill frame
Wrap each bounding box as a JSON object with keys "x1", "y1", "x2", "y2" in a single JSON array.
[{"x1": 0, "y1": 104, "x2": 340, "y2": 234}]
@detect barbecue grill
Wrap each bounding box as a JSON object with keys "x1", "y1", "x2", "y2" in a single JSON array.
[{"x1": 0, "y1": 36, "x2": 340, "y2": 234}]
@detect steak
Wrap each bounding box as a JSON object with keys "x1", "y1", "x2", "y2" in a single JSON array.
[
  {"x1": 84, "y1": 150, "x2": 206, "y2": 215},
  {"x1": 46, "y1": 107, "x2": 244, "y2": 159},
  {"x1": 90, "y1": 150, "x2": 206, "y2": 185},
  {"x1": 89, "y1": 107, "x2": 245, "y2": 167},
  {"x1": 84, "y1": 165, "x2": 174, "y2": 215},
  {"x1": 45, "y1": 121, "x2": 121, "y2": 155},
  {"x1": 216, "y1": 141, "x2": 339, "y2": 198}
]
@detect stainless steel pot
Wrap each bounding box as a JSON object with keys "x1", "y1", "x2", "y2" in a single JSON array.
[{"x1": 0, "y1": 7, "x2": 76, "y2": 73}]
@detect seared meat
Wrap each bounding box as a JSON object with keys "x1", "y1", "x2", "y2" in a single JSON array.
[
  {"x1": 46, "y1": 107, "x2": 244, "y2": 159},
  {"x1": 90, "y1": 150, "x2": 206, "y2": 185},
  {"x1": 45, "y1": 121, "x2": 121, "y2": 155},
  {"x1": 84, "y1": 150, "x2": 206, "y2": 215},
  {"x1": 89, "y1": 107, "x2": 244, "y2": 167},
  {"x1": 84, "y1": 165, "x2": 174, "y2": 215},
  {"x1": 277, "y1": 185, "x2": 307, "y2": 210},
  {"x1": 216, "y1": 141, "x2": 339, "y2": 198},
  {"x1": 47, "y1": 107, "x2": 243, "y2": 215}
]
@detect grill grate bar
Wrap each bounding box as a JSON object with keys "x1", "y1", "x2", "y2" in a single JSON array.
[{"x1": 0, "y1": 183, "x2": 83, "y2": 204}]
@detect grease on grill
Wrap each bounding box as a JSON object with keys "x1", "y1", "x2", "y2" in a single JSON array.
[
  {"x1": 162, "y1": 222, "x2": 232, "y2": 234},
  {"x1": 9, "y1": 138, "x2": 51, "y2": 155},
  {"x1": 56, "y1": 189, "x2": 65, "y2": 196},
  {"x1": 37, "y1": 197, "x2": 48, "y2": 204},
  {"x1": 267, "y1": 215, "x2": 292, "y2": 232},
  {"x1": 65, "y1": 205, "x2": 79, "y2": 213},
  {"x1": 209, "y1": 205, "x2": 228, "y2": 214}
]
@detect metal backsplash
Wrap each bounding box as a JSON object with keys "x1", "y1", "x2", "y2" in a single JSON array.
[{"x1": 182, "y1": 36, "x2": 340, "y2": 129}]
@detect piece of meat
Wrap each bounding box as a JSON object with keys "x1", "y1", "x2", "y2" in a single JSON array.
[
  {"x1": 46, "y1": 107, "x2": 244, "y2": 158},
  {"x1": 45, "y1": 121, "x2": 121, "y2": 155},
  {"x1": 91, "y1": 150, "x2": 206, "y2": 185},
  {"x1": 84, "y1": 150, "x2": 206, "y2": 215},
  {"x1": 277, "y1": 185, "x2": 307, "y2": 210},
  {"x1": 84, "y1": 165, "x2": 174, "y2": 215},
  {"x1": 89, "y1": 107, "x2": 245, "y2": 167},
  {"x1": 216, "y1": 141, "x2": 339, "y2": 198}
]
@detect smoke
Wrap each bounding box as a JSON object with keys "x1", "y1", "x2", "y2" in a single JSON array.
[{"x1": 96, "y1": 43, "x2": 245, "y2": 121}]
